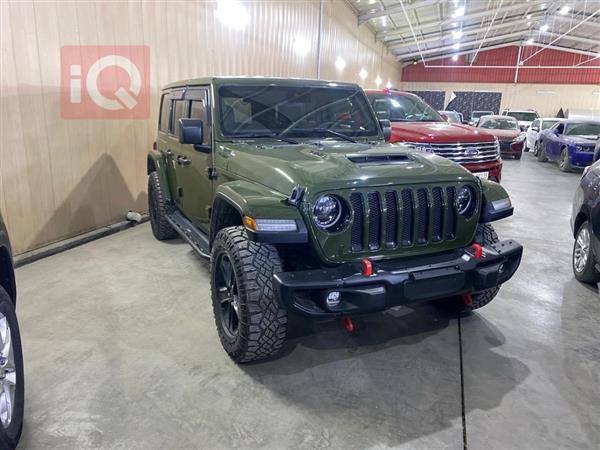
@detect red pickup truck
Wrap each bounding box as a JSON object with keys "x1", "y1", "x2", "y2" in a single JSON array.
[{"x1": 365, "y1": 89, "x2": 503, "y2": 182}]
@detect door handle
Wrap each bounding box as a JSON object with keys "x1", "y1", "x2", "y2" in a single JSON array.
[{"x1": 177, "y1": 155, "x2": 191, "y2": 166}]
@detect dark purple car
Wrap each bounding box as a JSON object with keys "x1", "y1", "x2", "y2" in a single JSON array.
[{"x1": 537, "y1": 120, "x2": 600, "y2": 172}]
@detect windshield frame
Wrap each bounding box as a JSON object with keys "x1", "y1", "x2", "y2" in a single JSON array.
[
  {"x1": 215, "y1": 83, "x2": 383, "y2": 142},
  {"x1": 368, "y1": 92, "x2": 444, "y2": 123}
]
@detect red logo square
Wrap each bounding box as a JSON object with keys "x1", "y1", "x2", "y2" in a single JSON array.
[{"x1": 61, "y1": 46, "x2": 150, "y2": 119}]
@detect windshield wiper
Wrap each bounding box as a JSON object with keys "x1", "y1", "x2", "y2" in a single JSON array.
[
  {"x1": 311, "y1": 128, "x2": 357, "y2": 143},
  {"x1": 232, "y1": 133, "x2": 299, "y2": 145}
]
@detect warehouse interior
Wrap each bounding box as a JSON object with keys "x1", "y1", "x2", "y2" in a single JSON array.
[{"x1": 0, "y1": 0, "x2": 599, "y2": 449}]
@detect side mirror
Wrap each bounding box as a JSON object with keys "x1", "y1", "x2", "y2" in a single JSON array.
[
  {"x1": 379, "y1": 119, "x2": 392, "y2": 141},
  {"x1": 179, "y1": 118, "x2": 210, "y2": 153}
]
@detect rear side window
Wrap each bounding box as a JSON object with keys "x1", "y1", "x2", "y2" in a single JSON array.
[
  {"x1": 159, "y1": 94, "x2": 170, "y2": 132},
  {"x1": 172, "y1": 100, "x2": 188, "y2": 136}
]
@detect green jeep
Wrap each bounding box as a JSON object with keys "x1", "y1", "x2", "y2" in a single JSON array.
[{"x1": 147, "y1": 77, "x2": 522, "y2": 363}]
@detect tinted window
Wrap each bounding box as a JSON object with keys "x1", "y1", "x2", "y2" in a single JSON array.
[
  {"x1": 479, "y1": 118, "x2": 519, "y2": 130},
  {"x1": 159, "y1": 94, "x2": 170, "y2": 132},
  {"x1": 370, "y1": 94, "x2": 442, "y2": 122},
  {"x1": 190, "y1": 96, "x2": 211, "y2": 145},
  {"x1": 172, "y1": 100, "x2": 187, "y2": 136},
  {"x1": 505, "y1": 111, "x2": 538, "y2": 121},
  {"x1": 542, "y1": 120, "x2": 558, "y2": 130},
  {"x1": 565, "y1": 122, "x2": 600, "y2": 137},
  {"x1": 219, "y1": 85, "x2": 379, "y2": 138}
]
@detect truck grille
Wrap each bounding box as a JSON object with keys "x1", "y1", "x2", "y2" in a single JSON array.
[
  {"x1": 348, "y1": 186, "x2": 459, "y2": 253},
  {"x1": 406, "y1": 141, "x2": 500, "y2": 164}
]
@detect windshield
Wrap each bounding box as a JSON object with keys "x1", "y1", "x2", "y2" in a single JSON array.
[
  {"x1": 565, "y1": 122, "x2": 600, "y2": 137},
  {"x1": 218, "y1": 84, "x2": 379, "y2": 139},
  {"x1": 479, "y1": 118, "x2": 519, "y2": 130},
  {"x1": 440, "y1": 111, "x2": 461, "y2": 123},
  {"x1": 369, "y1": 94, "x2": 443, "y2": 122},
  {"x1": 542, "y1": 120, "x2": 559, "y2": 130},
  {"x1": 505, "y1": 111, "x2": 537, "y2": 121}
]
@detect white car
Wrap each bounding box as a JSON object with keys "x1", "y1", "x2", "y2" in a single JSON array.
[
  {"x1": 502, "y1": 109, "x2": 540, "y2": 131},
  {"x1": 526, "y1": 117, "x2": 566, "y2": 154}
]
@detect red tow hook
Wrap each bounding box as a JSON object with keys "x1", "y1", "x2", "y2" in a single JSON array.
[
  {"x1": 462, "y1": 293, "x2": 473, "y2": 306},
  {"x1": 471, "y1": 243, "x2": 483, "y2": 259},
  {"x1": 361, "y1": 258, "x2": 373, "y2": 276},
  {"x1": 342, "y1": 317, "x2": 355, "y2": 333}
]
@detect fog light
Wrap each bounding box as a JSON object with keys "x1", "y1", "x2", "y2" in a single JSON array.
[{"x1": 326, "y1": 291, "x2": 341, "y2": 308}]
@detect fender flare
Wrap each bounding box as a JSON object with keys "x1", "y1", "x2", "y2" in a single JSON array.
[
  {"x1": 147, "y1": 151, "x2": 172, "y2": 203},
  {"x1": 479, "y1": 179, "x2": 513, "y2": 223}
]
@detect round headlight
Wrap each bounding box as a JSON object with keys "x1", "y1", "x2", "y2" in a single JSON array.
[
  {"x1": 455, "y1": 186, "x2": 476, "y2": 216},
  {"x1": 313, "y1": 195, "x2": 342, "y2": 230}
]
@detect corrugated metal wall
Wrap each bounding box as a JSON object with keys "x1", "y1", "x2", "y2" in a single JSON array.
[
  {"x1": 0, "y1": 0, "x2": 402, "y2": 254},
  {"x1": 402, "y1": 45, "x2": 600, "y2": 84}
]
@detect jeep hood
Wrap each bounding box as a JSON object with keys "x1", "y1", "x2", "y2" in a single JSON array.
[
  {"x1": 389, "y1": 122, "x2": 496, "y2": 143},
  {"x1": 219, "y1": 141, "x2": 474, "y2": 196}
]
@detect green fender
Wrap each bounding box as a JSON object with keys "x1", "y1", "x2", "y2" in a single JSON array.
[
  {"x1": 147, "y1": 150, "x2": 172, "y2": 202},
  {"x1": 479, "y1": 180, "x2": 514, "y2": 222}
]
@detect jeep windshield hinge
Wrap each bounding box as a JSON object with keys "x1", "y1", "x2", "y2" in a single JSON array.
[{"x1": 207, "y1": 167, "x2": 219, "y2": 180}]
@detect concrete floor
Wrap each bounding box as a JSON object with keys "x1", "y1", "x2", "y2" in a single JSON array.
[{"x1": 16, "y1": 154, "x2": 600, "y2": 449}]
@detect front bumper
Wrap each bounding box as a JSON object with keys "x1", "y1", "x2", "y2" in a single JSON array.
[
  {"x1": 274, "y1": 240, "x2": 523, "y2": 317},
  {"x1": 462, "y1": 160, "x2": 503, "y2": 182},
  {"x1": 570, "y1": 151, "x2": 594, "y2": 168}
]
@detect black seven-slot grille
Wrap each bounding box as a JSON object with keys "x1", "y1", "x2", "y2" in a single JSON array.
[{"x1": 349, "y1": 186, "x2": 457, "y2": 252}]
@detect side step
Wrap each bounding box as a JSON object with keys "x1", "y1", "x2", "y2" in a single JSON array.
[{"x1": 166, "y1": 210, "x2": 211, "y2": 259}]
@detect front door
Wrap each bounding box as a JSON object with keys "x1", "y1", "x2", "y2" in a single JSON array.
[{"x1": 173, "y1": 87, "x2": 213, "y2": 232}]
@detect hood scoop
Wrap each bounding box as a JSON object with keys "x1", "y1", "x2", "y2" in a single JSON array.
[{"x1": 346, "y1": 153, "x2": 411, "y2": 165}]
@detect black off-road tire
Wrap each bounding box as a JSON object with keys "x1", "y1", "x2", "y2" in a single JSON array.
[
  {"x1": 148, "y1": 172, "x2": 177, "y2": 241},
  {"x1": 468, "y1": 223, "x2": 501, "y2": 310},
  {"x1": 537, "y1": 141, "x2": 548, "y2": 162},
  {"x1": 572, "y1": 221, "x2": 600, "y2": 284},
  {"x1": 0, "y1": 287, "x2": 24, "y2": 450},
  {"x1": 211, "y1": 226, "x2": 287, "y2": 363}
]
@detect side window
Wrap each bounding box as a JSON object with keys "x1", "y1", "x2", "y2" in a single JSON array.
[
  {"x1": 555, "y1": 123, "x2": 565, "y2": 134},
  {"x1": 531, "y1": 119, "x2": 539, "y2": 129},
  {"x1": 372, "y1": 98, "x2": 390, "y2": 120},
  {"x1": 171, "y1": 100, "x2": 188, "y2": 137},
  {"x1": 190, "y1": 98, "x2": 212, "y2": 145},
  {"x1": 159, "y1": 93, "x2": 170, "y2": 132}
]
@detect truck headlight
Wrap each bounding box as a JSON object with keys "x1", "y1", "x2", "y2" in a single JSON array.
[
  {"x1": 313, "y1": 195, "x2": 344, "y2": 231},
  {"x1": 455, "y1": 186, "x2": 476, "y2": 217}
]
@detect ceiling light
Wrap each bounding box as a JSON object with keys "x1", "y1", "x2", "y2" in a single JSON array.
[
  {"x1": 527, "y1": 21, "x2": 532, "y2": 26},
  {"x1": 559, "y1": 5, "x2": 570, "y2": 15},
  {"x1": 359, "y1": 68, "x2": 368, "y2": 80},
  {"x1": 540, "y1": 24, "x2": 549, "y2": 32},
  {"x1": 540, "y1": 3, "x2": 546, "y2": 9},
  {"x1": 215, "y1": 0, "x2": 250, "y2": 31},
  {"x1": 452, "y1": 30, "x2": 462, "y2": 39},
  {"x1": 381, "y1": 17, "x2": 387, "y2": 26},
  {"x1": 452, "y1": 43, "x2": 461, "y2": 50},
  {"x1": 386, "y1": 80, "x2": 393, "y2": 89},
  {"x1": 335, "y1": 56, "x2": 346, "y2": 71},
  {"x1": 375, "y1": 75, "x2": 382, "y2": 87},
  {"x1": 452, "y1": 6, "x2": 465, "y2": 18},
  {"x1": 292, "y1": 36, "x2": 310, "y2": 57},
  {"x1": 412, "y1": 60, "x2": 418, "y2": 65},
  {"x1": 526, "y1": 14, "x2": 532, "y2": 19},
  {"x1": 526, "y1": 38, "x2": 534, "y2": 45},
  {"x1": 452, "y1": 54, "x2": 459, "y2": 61}
]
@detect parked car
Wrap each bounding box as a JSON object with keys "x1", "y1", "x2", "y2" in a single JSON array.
[
  {"x1": 477, "y1": 115, "x2": 526, "y2": 159},
  {"x1": 526, "y1": 118, "x2": 565, "y2": 153},
  {"x1": 537, "y1": 120, "x2": 600, "y2": 171},
  {"x1": 148, "y1": 77, "x2": 523, "y2": 363},
  {"x1": 365, "y1": 90, "x2": 503, "y2": 182},
  {"x1": 0, "y1": 213, "x2": 24, "y2": 450},
  {"x1": 502, "y1": 109, "x2": 540, "y2": 131},
  {"x1": 438, "y1": 110, "x2": 462, "y2": 124},
  {"x1": 469, "y1": 110, "x2": 493, "y2": 126},
  {"x1": 571, "y1": 160, "x2": 600, "y2": 283}
]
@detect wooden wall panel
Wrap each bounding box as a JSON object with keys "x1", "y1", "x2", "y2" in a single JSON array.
[{"x1": 0, "y1": 0, "x2": 402, "y2": 254}]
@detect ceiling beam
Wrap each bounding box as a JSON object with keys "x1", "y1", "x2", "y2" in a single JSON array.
[
  {"x1": 401, "y1": 42, "x2": 600, "y2": 65},
  {"x1": 395, "y1": 30, "x2": 528, "y2": 59},
  {"x1": 358, "y1": 0, "x2": 440, "y2": 25},
  {"x1": 550, "y1": 13, "x2": 600, "y2": 31},
  {"x1": 378, "y1": 0, "x2": 547, "y2": 41},
  {"x1": 388, "y1": 15, "x2": 535, "y2": 51}
]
